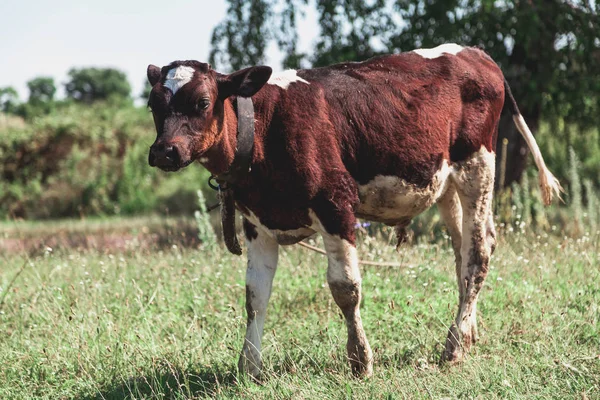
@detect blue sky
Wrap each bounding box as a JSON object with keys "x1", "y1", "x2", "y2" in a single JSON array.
[{"x1": 0, "y1": 0, "x2": 317, "y2": 100}]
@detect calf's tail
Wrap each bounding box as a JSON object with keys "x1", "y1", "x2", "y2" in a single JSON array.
[{"x1": 503, "y1": 79, "x2": 563, "y2": 205}]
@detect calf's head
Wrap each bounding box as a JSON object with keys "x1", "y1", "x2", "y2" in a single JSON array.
[{"x1": 146, "y1": 61, "x2": 272, "y2": 171}]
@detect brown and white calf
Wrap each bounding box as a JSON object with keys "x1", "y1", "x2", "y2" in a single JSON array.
[{"x1": 146, "y1": 43, "x2": 561, "y2": 379}]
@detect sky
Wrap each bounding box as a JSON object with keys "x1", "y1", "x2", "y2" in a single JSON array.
[{"x1": 0, "y1": 0, "x2": 318, "y2": 101}]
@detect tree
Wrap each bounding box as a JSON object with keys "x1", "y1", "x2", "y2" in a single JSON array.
[
  {"x1": 19, "y1": 77, "x2": 58, "y2": 118},
  {"x1": 65, "y1": 67, "x2": 131, "y2": 103},
  {"x1": 0, "y1": 87, "x2": 19, "y2": 114},
  {"x1": 211, "y1": 0, "x2": 600, "y2": 186},
  {"x1": 27, "y1": 77, "x2": 56, "y2": 104},
  {"x1": 210, "y1": 0, "x2": 274, "y2": 71}
]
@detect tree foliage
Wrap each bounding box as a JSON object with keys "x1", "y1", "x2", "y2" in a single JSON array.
[
  {"x1": 0, "y1": 87, "x2": 19, "y2": 114},
  {"x1": 27, "y1": 77, "x2": 56, "y2": 104},
  {"x1": 65, "y1": 67, "x2": 131, "y2": 103},
  {"x1": 2, "y1": 69, "x2": 132, "y2": 118},
  {"x1": 210, "y1": 0, "x2": 274, "y2": 71},
  {"x1": 20, "y1": 77, "x2": 58, "y2": 118}
]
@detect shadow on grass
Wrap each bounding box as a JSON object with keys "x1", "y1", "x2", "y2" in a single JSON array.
[{"x1": 80, "y1": 364, "x2": 239, "y2": 400}]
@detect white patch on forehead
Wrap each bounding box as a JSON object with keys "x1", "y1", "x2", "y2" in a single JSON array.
[
  {"x1": 267, "y1": 69, "x2": 309, "y2": 90},
  {"x1": 413, "y1": 43, "x2": 464, "y2": 59},
  {"x1": 164, "y1": 65, "x2": 195, "y2": 94}
]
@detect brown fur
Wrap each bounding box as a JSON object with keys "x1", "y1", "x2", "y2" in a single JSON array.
[{"x1": 147, "y1": 47, "x2": 505, "y2": 245}]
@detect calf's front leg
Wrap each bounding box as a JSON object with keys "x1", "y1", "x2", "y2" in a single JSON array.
[
  {"x1": 322, "y1": 233, "x2": 373, "y2": 377},
  {"x1": 238, "y1": 219, "x2": 279, "y2": 381}
]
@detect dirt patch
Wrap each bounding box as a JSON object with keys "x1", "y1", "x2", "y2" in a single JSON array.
[{"x1": 0, "y1": 217, "x2": 207, "y2": 256}]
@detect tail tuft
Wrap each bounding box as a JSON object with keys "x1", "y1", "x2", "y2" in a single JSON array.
[
  {"x1": 510, "y1": 110, "x2": 563, "y2": 206},
  {"x1": 538, "y1": 168, "x2": 564, "y2": 206}
]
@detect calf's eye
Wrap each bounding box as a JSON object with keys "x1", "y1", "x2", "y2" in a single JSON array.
[{"x1": 199, "y1": 99, "x2": 210, "y2": 110}]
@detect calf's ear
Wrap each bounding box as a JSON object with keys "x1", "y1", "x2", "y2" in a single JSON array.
[
  {"x1": 147, "y1": 65, "x2": 161, "y2": 86},
  {"x1": 217, "y1": 66, "x2": 272, "y2": 99}
]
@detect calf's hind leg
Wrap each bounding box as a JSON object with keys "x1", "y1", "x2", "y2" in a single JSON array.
[
  {"x1": 437, "y1": 184, "x2": 463, "y2": 288},
  {"x1": 442, "y1": 149, "x2": 496, "y2": 363}
]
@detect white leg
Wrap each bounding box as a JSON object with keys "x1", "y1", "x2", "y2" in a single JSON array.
[
  {"x1": 437, "y1": 184, "x2": 463, "y2": 286},
  {"x1": 238, "y1": 220, "x2": 279, "y2": 381},
  {"x1": 443, "y1": 148, "x2": 496, "y2": 362},
  {"x1": 322, "y1": 233, "x2": 373, "y2": 377}
]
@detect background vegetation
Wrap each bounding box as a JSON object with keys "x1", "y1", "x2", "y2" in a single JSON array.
[{"x1": 0, "y1": 84, "x2": 214, "y2": 219}]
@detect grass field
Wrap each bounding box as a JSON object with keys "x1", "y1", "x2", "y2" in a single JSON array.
[{"x1": 1, "y1": 219, "x2": 599, "y2": 399}]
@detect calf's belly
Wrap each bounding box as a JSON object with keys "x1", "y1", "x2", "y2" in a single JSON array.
[
  {"x1": 242, "y1": 209, "x2": 317, "y2": 245},
  {"x1": 240, "y1": 163, "x2": 452, "y2": 242},
  {"x1": 355, "y1": 162, "x2": 451, "y2": 225}
]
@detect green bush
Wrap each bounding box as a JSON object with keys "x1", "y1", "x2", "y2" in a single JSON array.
[{"x1": 0, "y1": 102, "x2": 213, "y2": 219}]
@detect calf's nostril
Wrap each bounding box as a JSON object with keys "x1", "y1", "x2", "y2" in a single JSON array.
[{"x1": 165, "y1": 145, "x2": 179, "y2": 163}]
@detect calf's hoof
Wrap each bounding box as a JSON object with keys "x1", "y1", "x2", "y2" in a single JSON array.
[
  {"x1": 348, "y1": 344, "x2": 373, "y2": 378},
  {"x1": 238, "y1": 352, "x2": 263, "y2": 383},
  {"x1": 440, "y1": 324, "x2": 473, "y2": 364}
]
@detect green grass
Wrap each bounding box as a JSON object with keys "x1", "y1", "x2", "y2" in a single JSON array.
[{"x1": 1, "y1": 224, "x2": 599, "y2": 399}]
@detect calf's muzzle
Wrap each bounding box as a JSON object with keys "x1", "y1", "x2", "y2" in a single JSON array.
[{"x1": 149, "y1": 142, "x2": 181, "y2": 171}]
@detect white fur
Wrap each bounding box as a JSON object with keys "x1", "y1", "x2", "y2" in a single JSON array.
[
  {"x1": 243, "y1": 209, "x2": 316, "y2": 245},
  {"x1": 437, "y1": 184, "x2": 463, "y2": 258},
  {"x1": 267, "y1": 69, "x2": 309, "y2": 90},
  {"x1": 164, "y1": 66, "x2": 195, "y2": 94},
  {"x1": 356, "y1": 161, "x2": 451, "y2": 224},
  {"x1": 240, "y1": 228, "x2": 279, "y2": 378},
  {"x1": 450, "y1": 146, "x2": 496, "y2": 345},
  {"x1": 453, "y1": 147, "x2": 496, "y2": 264},
  {"x1": 321, "y1": 235, "x2": 360, "y2": 284},
  {"x1": 512, "y1": 114, "x2": 563, "y2": 204},
  {"x1": 413, "y1": 43, "x2": 464, "y2": 59},
  {"x1": 450, "y1": 146, "x2": 495, "y2": 188}
]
